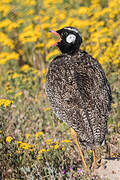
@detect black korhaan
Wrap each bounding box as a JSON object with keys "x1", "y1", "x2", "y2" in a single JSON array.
[{"x1": 46, "y1": 27, "x2": 112, "y2": 168}]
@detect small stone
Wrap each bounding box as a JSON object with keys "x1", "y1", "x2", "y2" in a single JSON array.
[{"x1": 112, "y1": 170, "x2": 116, "y2": 174}]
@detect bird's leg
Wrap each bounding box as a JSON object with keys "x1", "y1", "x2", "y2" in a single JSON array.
[
  {"x1": 91, "y1": 149, "x2": 96, "y2": 171},
  {"x1": 70, "y1": 128, "x2": 87, "y2": 169}
]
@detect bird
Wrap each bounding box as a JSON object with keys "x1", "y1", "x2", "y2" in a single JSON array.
[{"x1": 46, "y1": 27, "x2": 112, "y2": 169}]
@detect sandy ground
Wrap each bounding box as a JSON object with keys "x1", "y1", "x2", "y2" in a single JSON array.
[{"x1": 95, "y1": 158, "x2": 120, "y2": 180}]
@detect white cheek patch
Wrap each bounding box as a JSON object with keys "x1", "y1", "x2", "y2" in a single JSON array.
[{"x1": 66, "y1": 34, "x2": 76, "y2": 43}]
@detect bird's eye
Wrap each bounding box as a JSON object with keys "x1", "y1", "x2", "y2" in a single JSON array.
[
  {"x1": 64, "y1": 32, "x2": 68, "y2": 36},
  {"x1": 66, "y1": 34, "x2": 76, "y2": 43}
]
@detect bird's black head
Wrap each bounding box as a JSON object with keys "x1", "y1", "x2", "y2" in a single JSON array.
[{"x1": 50, "y1": 27, "x2": 82, "y2": 54}]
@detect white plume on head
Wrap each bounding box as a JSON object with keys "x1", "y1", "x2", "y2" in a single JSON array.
[{"x1": 66, "y1": 34, "x2": 76, "y2": 43}]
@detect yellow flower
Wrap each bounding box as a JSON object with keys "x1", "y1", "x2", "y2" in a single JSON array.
[
  {"x1": 44, "y1": 107, "x2": 51, "y2": 112},
  {"x1": 30, "y1": 149, "x2": 35, "y2": 152},
  {"x1": 41, "y1": 23, "x2": 50, "y2": 30},
  {"x1": 19, "y1": 142, "x2": 31, "y2": 150},
  {"x1": 16, "y1": 150, "x2": 21, "y2": 154},
  {"x1": 19, "y1": 24, "x2": 41, "y2": 44},
  {"x1": 46, "y1": 139, "x2": 52, "y2": 144},
  {"x1": 38, "y1": 148, "x2": 46, "y2": 154},
  {"x1": 37, "y1": 149, "x2": 47, "y2": 159},
  {"x1": 16, "y1": 141, "x2": 22, "y2": 144},
  {"x1": 14, "y1": 91, "x2": 23, "y2": 99},
  {"x1": 0, "y1": 4, "x2": 10, "y2": 16},
  {"x1": 0, "y1": 0, "x2": 11, "y2": 3},
  {"x1": 0, "y1": 19, "x2": 11, "y2": 28},
  {"x1": 0, "y1": 52, "x2": 19, "y2": 65},
  {"x1": 55, "y1": 141, "x2": 59, "y2": 144},
  {"x1": 20, "y1": 65, "x2": 30, "y2": 72},
  {"x1": 35, "y1": 131, "x2": 44, "y2": 138},
  {"x1": 24, "y1": 0, "x2": 36, "y2": 6},
  {"x1": 46, "y1": 148, "x2": 50, "y2": 152},
  {"x1": 41, "y1": 16, "x2": 49, "y2": 23},
  {"x1": 54, "y1": 144, "x2": 59, "y2": 149},
  {"x1": 50, "y1": 141, "x2": 59, "y2": 149},
  {"x1": 0, "y1": 32, "x2": 14, "y2": 49},
  {"x1": 33, "y1": 15, "x2": 39, "y2": 21},
  {"x1": 46, "y1": 49, "x2": 60, "y2": 61},
  {"x1": 35, "y1": 43, "x2": 44, "y2": 49},
  {"x1": 17, "y1": 19, "x2": 24, "y2": 25},
  {"x1": 26, "y1": 133, "x2": 30, "y2": 139},
  {"x1": 18, "y1": 49, "x2": 24, "y2": 55},
  {"x1": 59, "y1": 12, "x2": 66, "y2": 21},
  {"x1": 113, "y1": 59, "x2": 120, "y2": 65},
  {"x1": 7, "y1": 21, "x2": 22, "y2": 32},
  {"x1": 61, "y1": 139, "x2": 72, "y2": 143},
  {"x1": 78, "y1": 7, "x2": 89, "y2": 15},
  {"x1": 0, "y1": 99, "x2": 13, "y2": 108},
  {"x1": 41, "y1": 68, "x2": 48, "y2": 75},
  {"x1": 6, "y1": 136, "x2": 13, "y2": 142},
  {"x1": 27, "y1": 9, "x2": 34, "y2": 15},
  {"x1": 46, "y1": 39, "x2": 57, "y2": 48},
  {"x1": 37, "y1": 155, "x2": 41, "y2": 160},
  {"x1": 118, "y1": 122, "x2": 120, "y2": 128},
  {"x1": 12, "y1": 73, "x2": 20, "y2": 79},
  {"x1": 50, "y1": 144, "x2": 59, "y2": 149}
]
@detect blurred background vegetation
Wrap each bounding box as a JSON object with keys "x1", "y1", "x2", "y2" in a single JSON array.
[{"x1": 0, "y1": 0, "x2": 120, "y2": 179}]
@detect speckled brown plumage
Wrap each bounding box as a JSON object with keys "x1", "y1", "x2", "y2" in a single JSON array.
[{"x1": 46, "y1": 27, "x2": 112, "y2": 150}]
